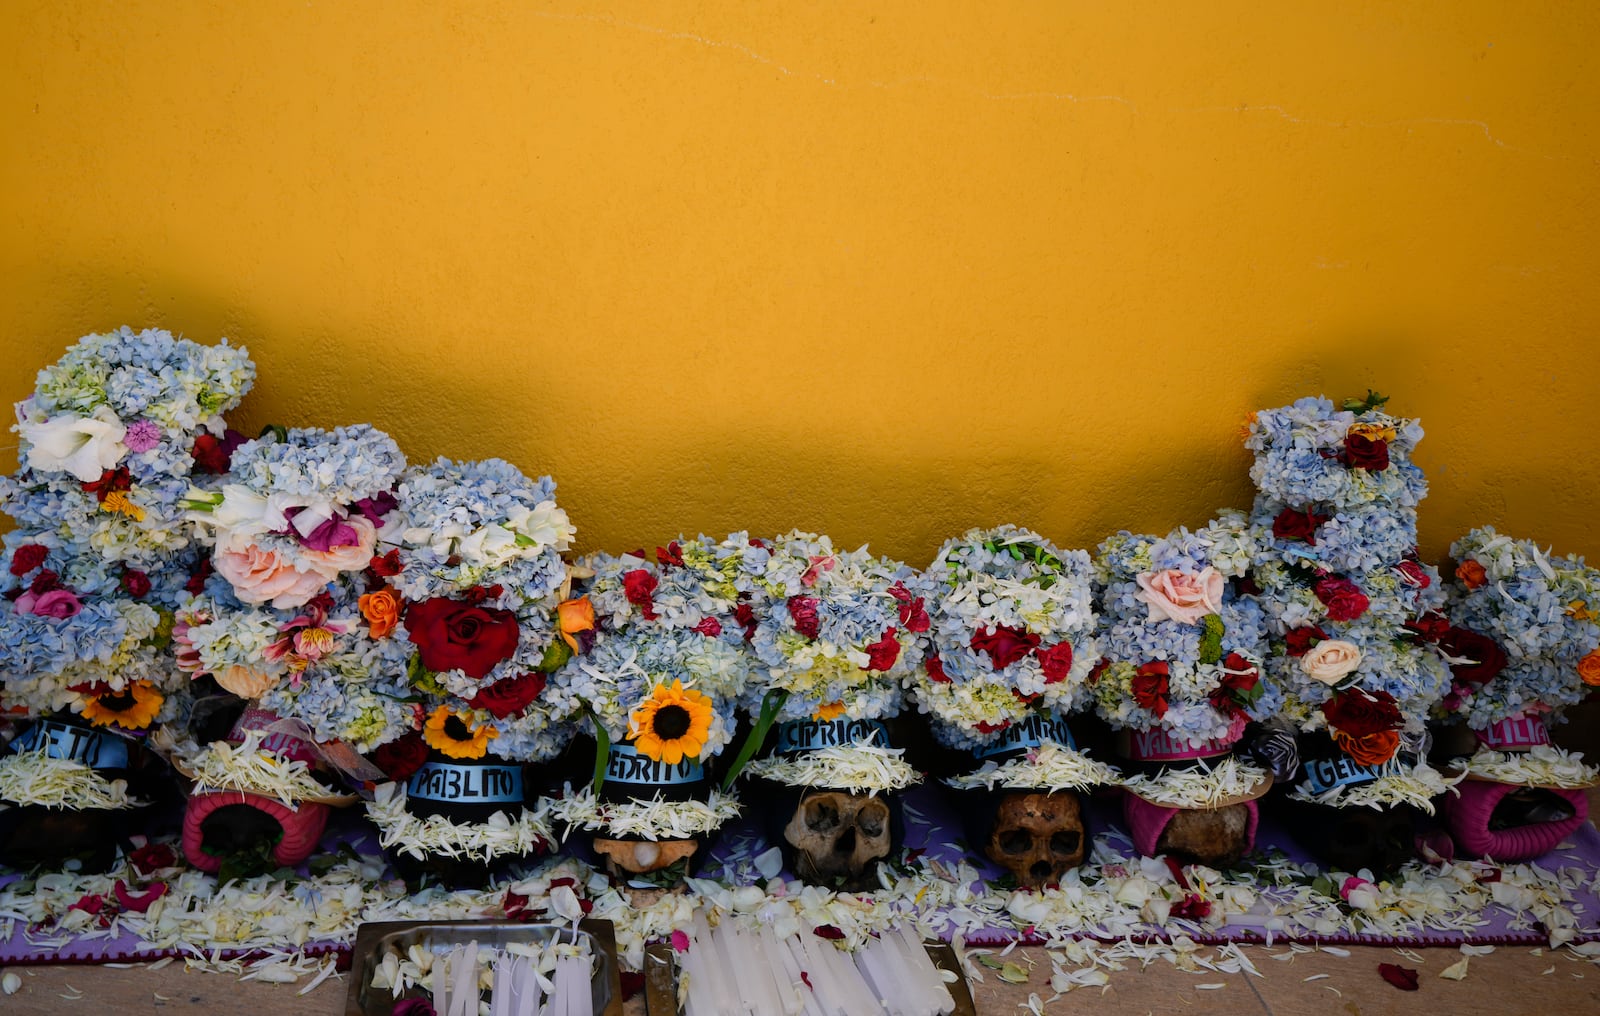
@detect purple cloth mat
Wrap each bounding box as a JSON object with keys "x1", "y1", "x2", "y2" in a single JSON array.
[{"x1": 3, "y1": 785, "x2": 1597, "y2": 965}]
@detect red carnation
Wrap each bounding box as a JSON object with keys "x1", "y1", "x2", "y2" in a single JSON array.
[
  {"x1": 371, "y1": 733, "x2": 429, "y2": 782},
  {"x1": 1314, "y1": 577, "x2": 1370, "y2": 622},
  {"x1": 622, "y1": 569, "x2": 659, "y2": 620},
  {"x1": 887, "y1": 582, "x2": 931, "y2": 633},
  {"x1": 469, "y1": 671, "x2": 548, "y2": 719},
  {"x1": 1036, "y1": 642, "x2": 1075, "y2": 684},
  {"x1": 970, "y1": 625, "x2": 1041, "y2": 670},
  {"x1": 1404, "y1": 611, "x2": 1450, "y2": 643},
  {"x1": 128, "y1": 842, "x2": 177, "y2": 875},
  {"x1": 1132, "y1": 661, "x2": 1171, "y2": 718},
  {"x1": 1284, "y1": 626, "x2": 1329, "y2": 657},
  {"x1": 974, "y1": 720, "x2": 1011, "y2": 735},
  {"x1": 1437, "y1": 627, "x2": 1507, "y2": 685},
  {"x1": 1272, "y1": 508, "x2": 1329, "y2": 545},
  {"x1": 185, "y1": 557, "x2": 214, "y2": 595},
  {"x1": 693, "y1": 617, "x2": 723, "y2": 637},
  {"x1": 787, "y1": 595, "x2": 821, "y2": 639},
  {"x1": 10, "y1": 544, "x2": 48, "y2": 576},
  {"x1": 862, "y1": 628, "x2": 900, "y2": 672},
  {"x1": 734, "y1": 601, "x2": 758, "y2": 641},
  {"x1": 406, "y1": 596, "x2": 521, "y2": 679},
  {"x1": 121, "y1": 569, "x2": 152, "y2": 599},
  {"x1": 1394, "y1": 560, "x2": 1431, "y2": 589},
  {"x1": 656, "y1": 542, "x2": 684, "y2": 568},
  {"x1": 1342, "y1": 433, "x2": 1390, "y2": 471},
  {"x1": 190, "y1": 433, "x2": 234, "y2": 475},
  {"x1": 924, "y1": 654, "x2": 951, "y2": 683},
  {"x1": 369, "y1": 549, "x2": 404, "y2": 577},
  {"x1": 1210, "y1": 652, "x2": 1259, "y2": 716}
]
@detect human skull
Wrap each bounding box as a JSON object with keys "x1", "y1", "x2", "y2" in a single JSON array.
[
  {"x1": 592, "y1": 836, "x2": 700, "y2": 875},
  {"x1": 986, "y1": 790, "x2": 1085, "y2": 887},
  {"x1": 1157, "y1": 805, "x2": 1252, "y2": 868},
  {"x1": 782, "y1": 790, "x2": 893, "y2": 888}
]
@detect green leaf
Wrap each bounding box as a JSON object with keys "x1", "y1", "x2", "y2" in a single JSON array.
[
  {"x1": 999, "y1": 962, "x2": 1031, "y2": 984},
  {"x1": 1341, "y1": 390, "x2": 1389, "y2": 414},
  {"x1": 258, "y1": 423, "x2": 289, "y2": 443},
  {"x1": 407, "y1": 654, "x2": 444, "y2": 695},
  {"x1": 721, "y1": 689, "x2": 789, "y2": 792},
  {"x1": 590, "y1": 713, "x2": 611, "y2": 795},
  {"x1": 1197, "y1": 614, "x2": 1225, "y2": 666},
  {"x1": 977, "y1": 954, "x2": 1006, "y2": 971}
]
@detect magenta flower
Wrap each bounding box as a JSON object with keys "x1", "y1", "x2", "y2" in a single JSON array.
[{"x1": 122, "y1": 420, "x2": 162, "y2": 453}]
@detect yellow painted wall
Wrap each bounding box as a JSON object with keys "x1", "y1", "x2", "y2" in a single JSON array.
[{"x1": 2, "y1": 2, "x2": 1597, "y2": 567}]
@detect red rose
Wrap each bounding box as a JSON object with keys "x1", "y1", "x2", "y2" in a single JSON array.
[
  {"x1": 693, "y1": 617, "x2": 723, "y2": 637},
  {"x1": 1132, "y1": 661, "x2": 1171, "y2": 718},
  {"x1": 787, "y1": 595, "x2": 821, "y2": 639},
  {"x1": 1285, "y1": 625, "x2": 1329, "y2": 657},
  {"x1": 622, "y1": 569, "x2": 659, "y2": 620},
  {"x1": 1404, "y1": 611, "x2": 1450, "y2": 643},
  {"x1": 925, "y1": 654, "x2": 951, "y2": 683},
  {"x1": 1437, "y1": 627, "x2": 1507, "y2": 685},
  {"x1": 1272, "y1": 508, "x2": 1329, "y2": 545},
  {"x1": 1342, "y1": 434, "x2": 1390, "y2": 471},
  {"x1": 887, "y1": 582, "x2": 931, "y2": 633},
  {"x1": 406, "y1": 596, "x2": 521, "y2": 679},
  {"x1": 1320, "y1": 686, "x2": 1401, "y2": 737},
  {"x1": 469, "y1": 671, "x2": 548, "y2": 718},
  {"x1": 1314, "y1": 577, "x2": 1370, "y2": 622},
  {"x1": 863, "y1": 628, "x2": 900, "y2": 672},
  {"x1": 369, "y1": 549, "x2": 404, "y2": 577},
  {"x1": 656, "y1": 542, "x2": 684, "y2": 567},
  {"x1": 970, "y1": 625, "x2": 1041, "y2": 670},
  {"x1": 371, "y1": 733, "x2": 430, "y2": 782},
  {"x1": 10, "y1": 544, "x2": 48, "y2": 576},
  {"x1": 128, "y1": 842, "x2": 177, "y2": 875},
  {"x1": 1394, "y1": 560, "x2": 1431, "y2": 589},
  {"x1": 120, "y1": 569, "x2": 152, "y2": 599},
  {"x1": 1036, "y1": 642, "x2": 1075, "y2": 684},
  {"x1": 734, "y1": 601, "x2": 757, "y2": 640}
]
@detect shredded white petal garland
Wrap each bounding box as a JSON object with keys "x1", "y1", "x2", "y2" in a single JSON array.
[
  {"x1": 944, "y1": 741, "x2": 1119, "y2": 792},
  {"x1": 366, "y1": 782, "x2": 556, "y2": 863},
  {"x1": 1451, "y1": 746, "x2": 1600, "y2": 790},
  {"x1": 172, "y1": 733, "x2": 351, "y2": 807},
  {"x1": 1119, "y1": 757, "x2": 1269, "y2": 810},
  {"x1": 744, "y1": 744, "x2": 922, "y2": 792},
  {"x1": 1287, "y1": 758, "x2": 1460, "y2": 815},
  {"x1": 549, "y1": 785, "x2": 742, "y2": 841},
  {"x1": 0, "y1": 749, "x2": 141, "y2": 811}
]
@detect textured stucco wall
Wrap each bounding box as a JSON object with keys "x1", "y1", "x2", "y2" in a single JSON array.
[{"x1": 2, "y1": 2, "x2": 1597, "y2": 567}]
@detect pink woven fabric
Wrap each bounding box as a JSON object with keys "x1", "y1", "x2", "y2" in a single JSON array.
[
  {"x1": 1443, "y1": 781, "x2": 1589, "y2": 862},
  {"x1": 180, "y1": 791, "x2": 330, "y2": 873},
  {"x1": 1122, "y1": 791, "x2": 1260, "y2": 857}
]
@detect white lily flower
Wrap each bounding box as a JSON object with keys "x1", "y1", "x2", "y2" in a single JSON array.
[{"x1": 19, "y1": 406, "x2": 127, "y2": 481}]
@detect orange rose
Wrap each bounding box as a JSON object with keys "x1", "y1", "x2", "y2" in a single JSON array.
[
  {"x1": 1333, "y1": 728, "x2": 1400, "y2": 767},
  {"x1": 812, "y1": 701, "x2": 846, "y2": 721},
  {"x1": 1579, "y1": 650, "x2": 1600, "y2": 688},
  {"x1": 360, "y1": 588, "x2": 402, "y2": 639},
  {"x1": 556, "y1": 596, "x2": 595, "y2": 651},
  {"x1": 1455, "y1": 559, "x2": 1488, "y2": 590}
]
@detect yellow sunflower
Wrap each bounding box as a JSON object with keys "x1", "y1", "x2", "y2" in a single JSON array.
[
  {"x1": 79, "y1": 680, "x2": 163, "y2": 730},
  {"x1": 812, "y1": 701, "x2": 846, "y2": 721},
  {"x1": 629, "y1": 680, "x2": 713, "y2": 765},
  {"x1": 422, "y1": 705, "x2": 499, "y2": 760}
]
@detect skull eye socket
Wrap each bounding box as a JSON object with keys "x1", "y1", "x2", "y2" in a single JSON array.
[
  {"x1": 856, "y1": 800, "x2": 889, "y2": 838},
  {"x1": 1050, "y1": 831, "x2": 1080, "y2": 857},
  {"x1": 997, "y1": 829, "x2": 1035, "y2": 856},
  {"x1": 803, "y1": 797, "x2": 841, "y2": 833}
]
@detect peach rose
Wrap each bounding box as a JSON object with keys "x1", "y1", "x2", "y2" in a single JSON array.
[
  {"x1": 1134, "y1": 567, "x2": 1225, "y2": 625},
  {"x1": 300, "y1": 515, "x2": 378, "y2": 581},
  {"x1": 215, "y1": 664, "x2": 277, "y2": 698},
  {"x1": 1300, "y1": 639, "x2": 1363, "y2": 686},
  {"x1": 214, "y1": 537, "x2": 328, "y2": 608}
]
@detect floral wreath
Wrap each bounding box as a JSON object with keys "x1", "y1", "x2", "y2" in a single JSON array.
[{"x1": 909, "y1": 526, "x2": 1099, "y2": 751}]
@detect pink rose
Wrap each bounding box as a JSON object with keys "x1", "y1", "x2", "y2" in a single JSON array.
[
  {"x1": 1133, "y1": 567, "x2": 1225, "y2": 625},
  {"x1": 299, "y1": 515, "x2": 378, "y2": 580},
  {"x1": 214, "y1": 537, "x2": 328, "y2": 608},
  {"x1": 15, "y1": 588, "x2": 83, "y2": 618}
]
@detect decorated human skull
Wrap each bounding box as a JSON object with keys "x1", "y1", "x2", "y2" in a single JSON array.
[
  {"x1": 592, "y1": 836, "x2": 701, "y2": 876},
  {"x1": 1156, "y1": 805, "x2": 1252, "y2": 868},
  {"x1": 985, "y1": 790, "x2": 1085, "y2": 887},
  {"x1": 782, "y1": 789, "x2": 893, "y2": 888}
]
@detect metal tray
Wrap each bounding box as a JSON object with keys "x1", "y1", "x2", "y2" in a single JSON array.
[
  {"x1": 643, "y1": 937, "x2": 976, "y2": 1016},
  {"x1": 346, "y1": 918, "x2": 624, "y2": 1016}
]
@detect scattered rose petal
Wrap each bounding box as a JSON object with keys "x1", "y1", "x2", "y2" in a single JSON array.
[
  {"x1": 1378, "y1": 963, "x2": 1419, "y2": 991},
  {"x1": 112, "y1": 880, "x2": 168, "y2": 913}
]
